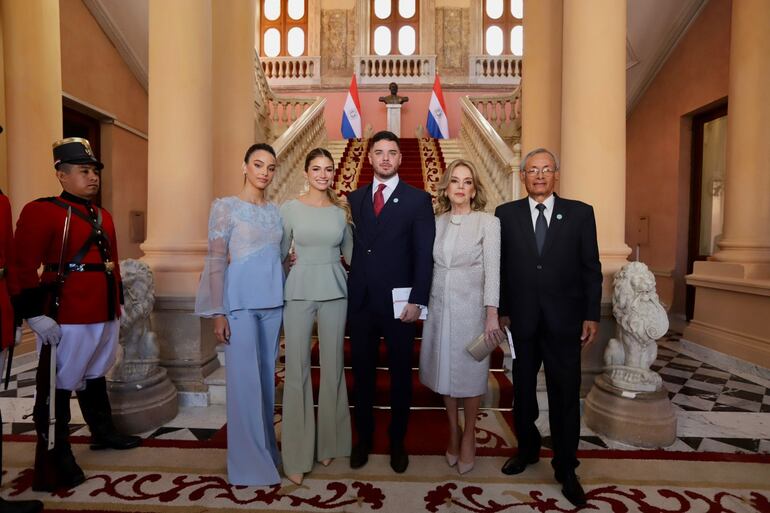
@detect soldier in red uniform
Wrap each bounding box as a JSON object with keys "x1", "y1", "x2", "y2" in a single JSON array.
[
  {"x1": 0, "y1": 124, "x2": 44, "y2": 513},
  {"x1": 14, "y1": 137, "x2": 141, "y2": 492}
]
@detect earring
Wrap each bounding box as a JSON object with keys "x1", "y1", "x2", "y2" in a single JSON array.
[{"x1": 243, "y1": 171, "x2": 247, "y2": 175}]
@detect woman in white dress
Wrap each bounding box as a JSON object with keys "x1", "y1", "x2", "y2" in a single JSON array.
[{"x1": 419, "y1": 159, "x2": 504, "y2": 475}]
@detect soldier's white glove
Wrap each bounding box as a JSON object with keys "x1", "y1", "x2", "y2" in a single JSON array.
[
  {"x1": 27, "y1": 316, "x2": 62, "y2": 346},
  {"x1": 14, "y1": 327, "x2": 23, "y2": 347}
]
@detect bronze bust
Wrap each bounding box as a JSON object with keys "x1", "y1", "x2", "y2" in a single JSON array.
[{"x1": 379, "y1": 82, "x2": 409, "y2": 105}]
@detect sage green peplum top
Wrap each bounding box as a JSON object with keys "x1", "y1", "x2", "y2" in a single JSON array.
[{"x1": 280, "y1": 199, "x2": 353, "y2": 301}]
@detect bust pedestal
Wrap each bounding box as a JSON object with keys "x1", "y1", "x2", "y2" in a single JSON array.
[
  {"x1": 386, "y1": 104, "x2": 402, "y2": 137},
  {"x1": 584, "y1": 374, "x2": 676, "y2": 447}
]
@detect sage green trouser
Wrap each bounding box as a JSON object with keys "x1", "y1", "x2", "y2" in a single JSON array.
[{"x1": 281, "y1": 298, "x2": 351, "y2": 475}]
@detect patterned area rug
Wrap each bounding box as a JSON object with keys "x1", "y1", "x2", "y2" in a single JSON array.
[
  {"x1": 2, "y1": 445, "x2": 769, "y2": 512},
  {"x1": 2, "y1": 418, "x2": 769, "y2": 512}
]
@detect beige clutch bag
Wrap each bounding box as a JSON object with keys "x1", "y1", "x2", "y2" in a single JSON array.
[
  {"x1": 465, "y1": 327, "x2": 515, "y2": 362},
  {"x1": 465, "y1": 333, "x2": 499, "y2": 362}
]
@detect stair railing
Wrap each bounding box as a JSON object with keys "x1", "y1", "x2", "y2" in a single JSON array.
[
  {"x1": 459, "y1": 95, "x2": 521, "y2": 209},
  {"x1": 466, "y1": 87, "x2": 521, "y2": 147},
  {"x1": 267, "y1": 97, "x2": 327, "y2": 203},
  {"x1": 253, "y1": 52, "x2": 320, "y2": 142},
  {"x1": 253, "y1": 52, "x2": 328, "y2": 203}
]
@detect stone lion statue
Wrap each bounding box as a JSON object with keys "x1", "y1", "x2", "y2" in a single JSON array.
[
  {"x1": 109, "y1": 259, "x2": 160, "y2": 382},
  {"x1": 603, "y1": 261, "x2": 669, "y2": 392}
]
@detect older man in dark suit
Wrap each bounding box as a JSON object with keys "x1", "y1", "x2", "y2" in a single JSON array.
[
  {"x1": 347, "y1": 130, "x2": 435, "y2": 473},
  {"x1": 495, "y1": 148, "x2": 602, "y2": 507}
]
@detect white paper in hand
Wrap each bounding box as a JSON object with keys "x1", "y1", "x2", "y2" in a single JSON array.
[
  {"x1": 505, "y1": 327, "x2": 515, "y2": 359},
  {"x1": 392, "y1": 287, "x2": 427, "y2": 320}
]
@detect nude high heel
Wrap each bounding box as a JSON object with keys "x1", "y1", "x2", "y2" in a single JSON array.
[
  {"x1": 445, "y1": 451, "x2": 458, "y2": 467},
  {"x1": 286, "y1": 473, "x2": 304, "y2": 485},
  {"x1": 457, "y1": 458, "x2": 474, "y2": 475}
]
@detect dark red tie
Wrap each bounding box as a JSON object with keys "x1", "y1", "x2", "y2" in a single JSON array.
[{"x1": 373, "y1": 183, "x2": 386, "y2": 217}]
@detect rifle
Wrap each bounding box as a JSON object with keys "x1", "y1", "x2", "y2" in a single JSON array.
[
  {"x1": 43, "y1": 206, "x2": 71, "y2": 450},
  {"x1": 3, "y1": 329, "x2": 17, "y2": 390}
]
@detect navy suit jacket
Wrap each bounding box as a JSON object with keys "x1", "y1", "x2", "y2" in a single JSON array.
[
  {"x1": 495, "y1": 194, "x2": 602, "y2": 341},
  {"x1": 347, "y1": 180, "x2": 436, "y2": 315}
]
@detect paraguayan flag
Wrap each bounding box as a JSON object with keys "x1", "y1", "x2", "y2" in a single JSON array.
[
  {"x1": 341, "y1": 75, "x2": 362, "y2": 139},
  {"x1": 426, "y1": 74, "x2": 449, "y2": 139}
]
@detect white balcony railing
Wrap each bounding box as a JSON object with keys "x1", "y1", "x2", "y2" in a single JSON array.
[
  {"x1": 261, "y1": 56, "x2": 321, "y2": 86},
  {"x1": 469, "y1": 55, "x2": 522, "y2": 85},
  {"x1": 355, "y1": 54, "x2": 436, "y2": 85}
]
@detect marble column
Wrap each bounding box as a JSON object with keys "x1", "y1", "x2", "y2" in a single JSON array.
[
  {"x1": 1, "y1": 0, "x2": 63, "y2": 214},
  {"x1": 684, "y1": 0, "x2": 770, "y2": 368},
  {"x1": 521, "y1": 0, "x2": 562, "y2": 163},
  {"x1": 212, "y1": 0, "x2": 256, "y2": 198},
  {"x1": 141, "y1": 0, "x2": 218, "y2": 399},
  {"x1": 560, "y1": 0, "x2": 631, "y2": 393}
]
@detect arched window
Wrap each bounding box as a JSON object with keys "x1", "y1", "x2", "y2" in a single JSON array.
[
  {"x1": 483, "y1": 0, "x2": 523, "y2": 56},
  {"x1": 260, "y1": 0, "x2": 308, "y2": 57},
  {"x1": 371, "y1": 0, "x2": 419, "y2": 56}
]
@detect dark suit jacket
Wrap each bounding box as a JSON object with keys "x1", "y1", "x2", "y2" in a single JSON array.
[
  {"x1": 495, "y1": 194, "x2": 602, "y2": 341},
  {"x1": 347, "y1": 180, "x2": 435, "y2": 315}
]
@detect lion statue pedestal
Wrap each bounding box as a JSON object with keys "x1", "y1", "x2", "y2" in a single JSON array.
[
  {"x1": 584, "y1": 262, "x2": 676, "y2": 447},
  {"x1": 107, "y1": 259, "x2": 179, "y2": 434}
]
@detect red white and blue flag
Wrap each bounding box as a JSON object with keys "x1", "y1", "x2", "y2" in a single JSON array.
[
  {"x1": 341, "y1": 75, "x2": 362, "y2": 139},
  {"x1": 426, "y1": 74, "x2": 449, "y2": 139}
]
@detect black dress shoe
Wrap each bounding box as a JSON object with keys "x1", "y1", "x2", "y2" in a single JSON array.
[
  {"x1": 0, "y1": 497, "x2": 44, "y2": 513},
  {"x1": 350, "y1": 442, "x2": 371, "y2": 469},
  {"x1": 90, "y1": 431, "x2": 142, "y2": 451},
  {"x1": 557, "y1": 471, "x2": 586, "y2": 507},
  {"x1": 500, "y1": 453, "x2": 539, "y2": 475},
  {"x1": 389, "y1": 444, "x2": 409, "y2": 473}
]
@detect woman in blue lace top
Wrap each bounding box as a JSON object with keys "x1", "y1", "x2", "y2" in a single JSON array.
[{"x1": 195, "y1": 143, "x2": 283, "y2": 486}]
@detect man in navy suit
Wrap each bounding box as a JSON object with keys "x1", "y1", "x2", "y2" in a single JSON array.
[
  {"x1": 347, "y1": 130, "x2": 435, "y2": 473},
  {"x1": 495, "y1": 148, "x2": 602, "y2": 507}
]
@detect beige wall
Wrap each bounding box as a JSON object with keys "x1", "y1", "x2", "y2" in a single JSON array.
[
  {"x1": 59, "y1": 0, "x2": 148, "y2": 258},
  {"x1": 101, "y1": 125, "x2": 148, "y2": 259},
  {"x1": 625, "y1": 0, "x2": 731, "y2": 314}
]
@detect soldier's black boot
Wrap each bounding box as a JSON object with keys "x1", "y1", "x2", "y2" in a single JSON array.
[
  {"x1": 32, "y1": 389, "x2": 85, "y2": 492},
  {"x1": 76, "y1": 377, "x2": 141, "y2": 450}
]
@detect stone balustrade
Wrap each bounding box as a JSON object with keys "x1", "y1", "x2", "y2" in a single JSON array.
[
  {"x1": 253, "y1": 53, "x2": 320, "y2": 141},
  {"x1": 267, "y1": 97, "x2": 328, "y2": 204},
  {"x1": 468, "y1": 87, "x2": 521, "y2": 144},
  {"x1": 261, "y1": 56, "x2": 321, "y2": 86},
  {"x1": 356, "y1": 54, "x2": 436, "y2": 85},
  {"x1": 469, "y1": 55, "x2": 522, "y2": 85},
  {"x1": 251, "y1": 51, "x2": 328, "y2": 203},
  {"x1": 459, "y1": 96, "x2": 521, "y2": 209}
]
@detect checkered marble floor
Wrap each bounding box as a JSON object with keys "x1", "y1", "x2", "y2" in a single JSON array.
[
  {"x1": 2, "y1": 332, "x2": 769, "y2": 454},
  {"x1": 568, "y1": 332, "x2": 770, "y2": 454}
]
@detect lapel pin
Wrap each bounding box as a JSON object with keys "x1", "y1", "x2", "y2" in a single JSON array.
[
  {"x1": 393, "y1": 198, "x2": 399, "y2": 203},
  {"x1": 556, "y1": 214, "x2": 563, "y2": 220}
]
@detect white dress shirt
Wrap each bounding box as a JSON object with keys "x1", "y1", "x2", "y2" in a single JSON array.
[
  {"x1": 372, "y1": 174, "x2": 400, "y2": 204},
  {"x1": 528, "y1": 194, "x2": 555, "y2": 231}
]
